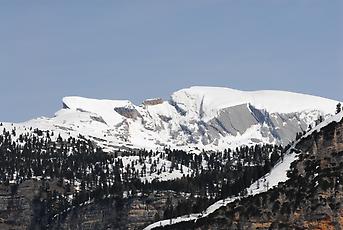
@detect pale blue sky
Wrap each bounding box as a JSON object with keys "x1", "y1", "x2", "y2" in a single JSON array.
[{"x1": 0, "y1": 1, "x2": 342, "y2": 122}]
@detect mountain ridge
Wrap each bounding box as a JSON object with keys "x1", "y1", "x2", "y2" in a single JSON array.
[{"x1": 3, "y1": 86, "x2": 340, "y2": 152}]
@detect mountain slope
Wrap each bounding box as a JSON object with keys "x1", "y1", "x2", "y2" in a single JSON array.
[
  {"x1": 144, "y1": 149, "x2": 298, "y2": 230},
  {"x1": 171, "y1": 86, "x2": 336, "y2": 120},
  {"x1": 0, "y1": 87, "x2": 341, "y2": 229},
  {"x1": 150, "y1": 111, "x2": 343, "y2": 229},
  {"x1": 3, "y1": 86, "x2": 339, "y2": 152}
]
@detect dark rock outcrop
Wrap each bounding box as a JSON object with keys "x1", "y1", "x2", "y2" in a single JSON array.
[
  {"x1": 0, "y1": 180, "x2": 184, "y2": 230},
  {"x1": 114, "y1": 107, "x2": 141, "y2": 119}
]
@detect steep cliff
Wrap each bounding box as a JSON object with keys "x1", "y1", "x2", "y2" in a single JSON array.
[
  {"x1": 0, "y1": 179, "x2": 185, "y2": 230},
  {"x1": 50, "y1": 191, "x2": 185, "y2": 230}
]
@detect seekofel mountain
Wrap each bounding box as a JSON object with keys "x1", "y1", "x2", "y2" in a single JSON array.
[
  {"x1": 0, "y1": 86, "x2": 341, "y2": 230},
  {"x1": 4, "y1": 86, "x2": 338, "y2": 151}
]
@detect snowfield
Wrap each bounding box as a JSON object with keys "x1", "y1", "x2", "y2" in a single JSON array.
[{"x1": 171, "y1": 86, "x2": 337, "y2": 121}]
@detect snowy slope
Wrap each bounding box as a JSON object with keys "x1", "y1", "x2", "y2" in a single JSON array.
[
  {"x1": 62, "y1": 96, "x2": 132, "y2": 126},
  {"x1": 171, "y1": 86, "x2": 337, "y2": 121},
  {"x1": 3, "y1": 86, "x2": 339, "y2": 152},
  {"x1": 144, "y1": 149, "x2": 299, "y2": 230}
]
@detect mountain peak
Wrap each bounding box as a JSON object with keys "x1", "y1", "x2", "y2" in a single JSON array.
[
  {"x1": 7, "y1": 87, "x2": 340, "y2": 151},
  {"x1": 171, "y1": 86, "x2": 338, "y2": 117}
]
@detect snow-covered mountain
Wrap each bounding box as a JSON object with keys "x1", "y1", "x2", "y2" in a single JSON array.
[{"x1": 3, "y1": 86, "x2": 339, "y2": 152}]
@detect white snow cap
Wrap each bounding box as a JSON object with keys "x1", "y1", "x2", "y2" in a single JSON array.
[
  {"x1": 171, "y1": 86, "x2": 338, "y2": 120},
  {"x1": 62, "y1": 96, "x2": 136, "y2": 126}
]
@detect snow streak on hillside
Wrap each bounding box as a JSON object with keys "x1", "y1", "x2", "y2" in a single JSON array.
[{"x1": 144, "y1": 150, "x2": 298, "y2": 230}]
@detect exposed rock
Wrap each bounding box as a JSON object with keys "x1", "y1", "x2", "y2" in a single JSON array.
[
  {"x1": 197, "y1": 104, "x2": 309, "y2": 146},
  {"x1": 114, "y1": 107, "x2": 141, "y2": 119},
  {"x1": 0, "y1": 181, "x2": 185, "y2": 230},
  {"x1": 143, "y1": 98, "x2": 163, "y2": 106},
  {"x1": 51, "y1": 191, "x2": 185, "y2": 230},
  {"x1": 0, "y1": 180, "x2": 41, "y2": 230},
  {"x1": 158, "y1": 115, "x2": 172, "y2": 123},
  {"x1": 62, "y1": 103, "x2": 70, "y2": 109},
  {"x1": 207, "y1": 104, "x2": 259, "y2": 136},
  {"x1": 90, "y1": 115, "x2": 107, "y2": 125}
]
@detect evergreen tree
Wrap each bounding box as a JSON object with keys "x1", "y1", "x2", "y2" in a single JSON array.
[{"x1": 336, "y1": 103, "x2": 342, "y2": 114}]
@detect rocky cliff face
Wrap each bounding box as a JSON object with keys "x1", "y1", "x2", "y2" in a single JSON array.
[
  {"x1": 158, "y1": 114, "x2": 343, "y2": 230},
  {"x1": 0, "y1": 180, "x2": 184, "y2": 230},
  {"x1": 51, "y1": 192, "x2": 183, "y2": 230},
  {"x1": 0, "y1": 180, "x2": 42, "y2": 230},
  {"x1": 201, "y1": 103, "x2": 309, "y2": 146}
]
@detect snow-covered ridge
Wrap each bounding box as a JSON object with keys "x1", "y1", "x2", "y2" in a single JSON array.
[
  {"x1": 4, "y1": 86, "x2": 341, "y2": 151},
  {"x1": 171, "y1": 86, "x2": 337, "y2": 121},
  {"x1": 64, "y1": 87, "x2": 338, "y2": 121}
]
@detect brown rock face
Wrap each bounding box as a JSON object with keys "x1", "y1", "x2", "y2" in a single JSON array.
[
  {"x1": 143, "y1": 98, "x2": 163, "y2": 106},
  {"x1": 0, "y1": 180, "x2": 183, "y2": 230},
  {"x1": 0, "y1": 181, "x2": 41, "y2": 230},
  {"x1": 298, "y1": 119, "x2": 343, "y2": 156},
  {"x1": 51, "y1": 191, "x2": 184, "y2": 230}
]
